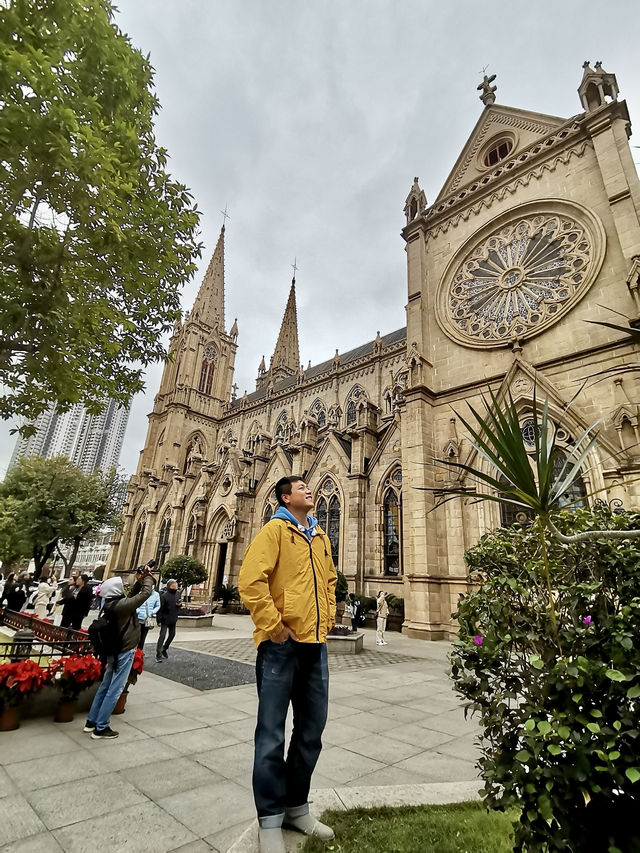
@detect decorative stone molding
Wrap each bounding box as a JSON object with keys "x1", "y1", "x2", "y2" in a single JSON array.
[
  {"x1": 436, "y1": 199, "x2": 606, "y2": 348},
  {"x1": 626, "y1": 256, "x2": 640, "y2": 318}
]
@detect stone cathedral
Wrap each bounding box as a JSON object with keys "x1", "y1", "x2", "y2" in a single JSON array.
[{"x1": 106, "y1": 65, "x2": 640, "y2": 639}]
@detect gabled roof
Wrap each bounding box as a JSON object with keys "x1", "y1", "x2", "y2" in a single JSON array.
[
  {"x1": 434, "y1": 104, "x2": 568, "y2": 205},
  {"x1": 232, "y1": 327, "x2": 406, "y2": 409}
]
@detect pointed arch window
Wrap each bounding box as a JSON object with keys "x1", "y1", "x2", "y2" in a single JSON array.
[
  {"x1": 316, "y1": 485, "x2": 340, "y2": 568},
  {"x1": 130, "y1": 520, "x2": 146, "y2": 570},
  {"x1": 310, "y1": 399, "x2": 327, "y2": 428},
  {"x1": 185, "y1": 516, "x2": 196, "y2": 555},
  {"x1": 263, "y1": 503, "x2": 274, "y2": 525},
  {"x1": 198, "y1": 345, "x2": 217, "y2": 395},
  {"x1": 345, "y1": 385, "x2": 367, "y2": 426},
  {"x1": 274, "y1": 412, "x2": 288, "y2": 444},
  {"x1": 156, "y1": 516, "x2": 172, "y2": 567},
  {"x1": 383, "y1": 488, "x2": 402, "y2": 575}
]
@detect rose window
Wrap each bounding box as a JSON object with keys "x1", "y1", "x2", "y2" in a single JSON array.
[{"x1": 437, "y1": 203, "x2": 605, "y2": 348}]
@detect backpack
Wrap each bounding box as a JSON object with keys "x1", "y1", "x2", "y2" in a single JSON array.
[{"x1": 88, "y1": 602, "x2": 132, "y2": 667}]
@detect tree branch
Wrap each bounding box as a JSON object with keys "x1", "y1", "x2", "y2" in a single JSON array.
[{"x1": 546, "y1": 517, "x2": 640, "y2": 544}]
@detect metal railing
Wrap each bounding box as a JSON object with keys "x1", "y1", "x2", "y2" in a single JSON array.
[
  {"x1": 0, "y1": 609, "x2": 93, "y2": 658},
  {"x1": 0, "y1": 639, "x2": 92, "y2": 665}
]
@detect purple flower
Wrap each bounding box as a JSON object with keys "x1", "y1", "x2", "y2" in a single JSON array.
[
  {"x1": 583, "y1": 616, "x2": 592, "y2": 626},
  {"x1": 473, "y1": 635, "x2": 483, "y2": 646}
]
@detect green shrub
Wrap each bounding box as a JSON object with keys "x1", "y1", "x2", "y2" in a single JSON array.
[
  {"x1": 213, "y1": 583, "x2": 240, "y2": 606},
  {"x1": 335, "y1": 570, "x2": 348, "y2": 603},
  {"x1": 451, "y1": 502, "x2": 640, "y2": 852},
  {"x1": 386, "y1": 594, "x2": 404, "y2": 617},
  {"x1": 161, "y1": 554, "x2": 208, "y2": 588}
]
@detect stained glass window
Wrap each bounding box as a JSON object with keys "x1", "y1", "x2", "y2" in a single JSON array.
[
  {"x1": 316, "y1": 491, "x2": 340, "y2": 568},
  {"x1": 263, "y1": 503, "x2": 273, "y2": 525},
  {"x1": 156, "y1": 517, "x2": 172, "y2": 567},
  {"x1": 383, "y1": 489, "x2": 401, "y2": 575},
  {"x1": 198, "y1": 358, "x2": 215, "y2": 395}
]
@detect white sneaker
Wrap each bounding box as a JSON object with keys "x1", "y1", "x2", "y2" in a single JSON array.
[
  {"x1": 284, "y1": 812, "x2": 335, "y2": 840},
  {"x1": 382, "y1": 641, "x2": 388, "y2": 645},
  {"x1": 376, "y1": 641, "x2": 383, "y2": 645},
  {"x1": 258, "y1": 827, "x2": 286, "y2": 853}
]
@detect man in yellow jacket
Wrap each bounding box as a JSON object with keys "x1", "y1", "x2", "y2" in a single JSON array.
[{"x1": 239, "y1": 476, "x2": 337, "y2": 853}]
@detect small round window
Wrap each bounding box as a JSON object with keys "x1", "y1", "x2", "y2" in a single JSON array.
[{"x1": 483, "y1": 138, "x2": 513, "y2": 168}]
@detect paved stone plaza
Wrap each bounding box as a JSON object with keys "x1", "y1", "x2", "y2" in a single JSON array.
[{"x1": 0, "y1": 616, "x2": 482, "y2": 852}]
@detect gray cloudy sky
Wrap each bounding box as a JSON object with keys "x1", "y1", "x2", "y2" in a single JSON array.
[{"x1": 1, "y1": 0, "x2": 639, "y2": 477}]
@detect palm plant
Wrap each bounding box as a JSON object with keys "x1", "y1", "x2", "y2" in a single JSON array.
[{"x1": 430, "y1": 388, "x2": 640, "y2": 646}]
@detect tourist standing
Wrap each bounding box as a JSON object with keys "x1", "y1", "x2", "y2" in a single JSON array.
[
  {"x1": 137, "y1": 576, "x2": 160, "y2": 649},
  {"x1": 33, "y1": 572, "x2": 57, "y2": 618},
  {"x1": 155, "y1": 579, "x2": 180, "y2": 661},
  {"x1": 85, "y1": 572, "x2": 153, "y2": 739},
  {"x1": 376, "y1": 590, "x2": 389, "y2": 646},
  {"x1": 239, "y1": 475, "x2": 337, "y2": 853}
]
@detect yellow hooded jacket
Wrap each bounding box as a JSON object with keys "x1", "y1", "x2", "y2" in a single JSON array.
[{"x1": 238, "y1": 518, "x2": 337, "y2": 647}]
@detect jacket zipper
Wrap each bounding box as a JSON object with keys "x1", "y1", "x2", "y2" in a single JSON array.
[{"x1": 307, "y1": 539, "x2": 320, "y2": 642}]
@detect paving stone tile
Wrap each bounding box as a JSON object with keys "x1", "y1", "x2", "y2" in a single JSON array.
[
  {"x1": 193, "y1": 741, "x2": 255, "y2": 779},
  {"x1": 126, "y1": 713, "x2": 207, "y2": 737},
  {"x1": 394, "y1": 750, "x2": 479, "y2": 783},
  {"x1": 313, "y1": 745, "x2": 386, "y2": 785},
  {"x1": 328, "y1": 710, "x2": 399, "y2": 735},
  {"x1": 381, "y1": 723, "x2": 455, "y2": 750},
  {"x1": 0, "y1": 731, "x2": 77, "y2": 765},
  {"x1": 169, "y1": 841, "x2": 216, "y2": 853},
  {"x1": 0, "y1": 768, "x2": 16, "y2": 799},
  {"x1": 344, "y1": 763, "x2": 430, "y2": 788},
  {"x1": 52, "y1": 801, "x2": 197, "y2": 853},
  {"x1": 111, "y1": 701, "x2": 176, "y2": 722},
  {"x1": 342, "y1": 734, "x2": 425, "y2": 764},
  {"x1": 121, "y1": 756, "x2": 224, "y2": 800},
  {"x1": 4, "y1": 750, "x2": 101, "y2": 793},
  {"x1": 325, "y1": 703, "x2": 359, "y2": 721},
  {"x1": 63, "y1": 719, "x2": 150, "y2": 749},
  {"x1": 322, "y1": 718, "x2": 373, "y2": 747},
  {"x1": 203, "y1": 819, "x2": 255, "y2": 853},
  {"x1": 158, "y1": 779, "x2": 255, "y2": 837},
  {"x1": 26, "y1": 772, "x2": 146, "y2": 830},
  {"x1": 332, "y1": 694, "x2": 391, "y2": 712},
  {"x1": 435, "y1": 732, "x2": 482, "y2": 762},
  {"x1": 93, "y1": 738, "x2": 183, "y2": 772},
  {"x1": 418, "y1": 711, "x2": 481, "y2": 737},
  {"x1": 215, "y1": 716, "x2": 257, "y2": 743},
  {"x1": 0, "y1": 795, "x2": 45, "y2": 847},
  {"x1": 158, "y1": 725, "x2": 241, "y2": 755},
  {"x1": 373, "y1": 704, "x2": 433, "y2": 725},
  {"x1": 0, "y1": 831, "x2": 64, "y2": 852}
]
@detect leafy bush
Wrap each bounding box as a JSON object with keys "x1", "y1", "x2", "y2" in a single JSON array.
[
  {"x1": 161, "y1": 554, "x2": 207, "y2": 588},
  {"x1": 335, "y1": 571, "x2": 348, "y2": 603},
  {"x1": 213, "y1": 584, "x2": 240, "y2": 606},
  {"x1": 451, "y1": 502, "x2": 640, "y2": 852},
  {"x1": 386, "y1": 595, "x2": 404, "y2": 617}
]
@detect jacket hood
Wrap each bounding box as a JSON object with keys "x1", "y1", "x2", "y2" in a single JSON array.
[
  {"x1": 99, "y1": 577, "x2": 124, "y2": 599},
  {"x1": 272, "y1": 506, "x2": 318, "y2": 534}
]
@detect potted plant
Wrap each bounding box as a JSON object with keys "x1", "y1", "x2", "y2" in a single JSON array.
[
  {"x1": 49, "y1": 654, "x2": 102, "y2": 723},
  {"x1": 213, "y1": 584, "x2": 240, "y2": 613},
  {"x1": 114, "y1": 647, "x2": 144, "y2": 714},
  {"x1": 0, "y1": 659, "x2": 47, "y2": 731}
]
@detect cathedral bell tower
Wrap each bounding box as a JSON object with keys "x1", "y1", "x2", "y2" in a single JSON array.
[{"x1": 140, "y1": 225, "x2": 238, "y2": 474}]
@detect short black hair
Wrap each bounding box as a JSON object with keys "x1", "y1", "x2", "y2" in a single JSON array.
[{"x1": 275, "y1": 476, "x2": 304, "y2": 507}]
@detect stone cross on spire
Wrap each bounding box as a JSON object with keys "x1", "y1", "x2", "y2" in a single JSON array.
[
  {"x1": 269, "y1": 276, "x2": 300, "y2": 383},
  {"x1": 477, "y1": 71, "x2": 497, "y2": 106}
]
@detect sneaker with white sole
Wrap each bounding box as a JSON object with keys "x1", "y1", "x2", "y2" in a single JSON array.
[
  {"x1": 283, "y1": 812, "x2": 335, "y2": 840},
  {"x1": 258, "y1": 827, "x2": 286, "y2": 853},
  {"x1": 91, "y1": 726, "x2": 119, "y2": 740},
  {"x1": 83, "y1": 720, "x2": 96, "y2": 733}
]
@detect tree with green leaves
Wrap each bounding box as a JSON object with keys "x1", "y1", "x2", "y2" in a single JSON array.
[
  {"x1": 160, "y1": 555, "x2": 208, "y2": 589},
  {"x1": 0, "y1": 456, "x2": 123, "y2": 577},
  {"x1": 0, "y1": 0, "x2": 201, "y2": 431}
]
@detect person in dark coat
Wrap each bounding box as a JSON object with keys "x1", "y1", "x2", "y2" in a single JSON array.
[
  {"x1": 155, "y1": 579, "x2": 181, "y2": 662},
  {"x1": 4, "y1": 575, "x2": 27, "y2": 611},
  {"x1": 67, "y1": 574, "x2": 92, "y2": 629},
  {"x1": 60, "y1": 573, "x2": 79, "y2": 627}
]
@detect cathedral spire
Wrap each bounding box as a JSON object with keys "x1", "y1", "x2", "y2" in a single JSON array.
[
  {"x1": 191, "y1": 226, "x2": 226, "y2": 330},
  {"x1": 269, "y1": 276, "x2": 300, "y2": 383}
]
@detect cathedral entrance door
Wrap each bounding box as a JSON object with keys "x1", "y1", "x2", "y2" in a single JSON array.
[{"x1": 214, "y1": 542, "x2": 227, "y2": 593}]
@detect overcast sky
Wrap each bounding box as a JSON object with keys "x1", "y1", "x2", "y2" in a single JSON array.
[{"x1": 1, "y1": 0, "x2": 639, "y2": 478}]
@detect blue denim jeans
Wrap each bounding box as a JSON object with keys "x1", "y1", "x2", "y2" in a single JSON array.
[
  {"x1": 253, "y1": 639, "x2": 329, "y2": 826},
  {"x1": 88, "y1": 648, "x2": 136, "y2": 731}
]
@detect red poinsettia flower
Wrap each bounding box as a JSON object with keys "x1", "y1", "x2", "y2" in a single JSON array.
[
  {"x1": 0, "y1": 660, "x2": 48, "y2": 705},
  {"x1": 132, "y1": 648, "x2": 145, "y2": 675}
]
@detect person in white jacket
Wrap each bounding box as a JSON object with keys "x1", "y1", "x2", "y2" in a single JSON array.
[{"x1": 33, "y1": 573, "x2": 57, "y2": 618}]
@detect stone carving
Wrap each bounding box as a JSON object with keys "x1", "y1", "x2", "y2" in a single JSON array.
[{"x1": 437, "y1": 202, "x2": 605, "y2": 348}]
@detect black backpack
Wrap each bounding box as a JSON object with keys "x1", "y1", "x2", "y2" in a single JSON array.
[{"x1": 88, "y1": 603, "x2": 131, "y2": 667}]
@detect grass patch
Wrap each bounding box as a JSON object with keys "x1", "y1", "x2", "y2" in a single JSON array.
[{"x1": 301, "y1": 802, "x2": 515, "y2": 853}]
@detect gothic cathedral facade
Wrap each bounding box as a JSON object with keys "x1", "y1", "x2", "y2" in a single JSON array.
[{"x1": 106, "y1": 65, "x2": 640, "y2": 639}]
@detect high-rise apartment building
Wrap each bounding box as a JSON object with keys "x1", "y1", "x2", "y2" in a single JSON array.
[{"x1": 8, "y1": 399, "x2": 130, "y2": 475}]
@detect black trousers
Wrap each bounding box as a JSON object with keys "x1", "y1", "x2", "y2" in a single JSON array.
[
  {"x1": 156, "y1": 622, "x2": 176, "y2": 657},
  {"x1": 138, "y1": 620, "x2": 150, "y2": 650}
]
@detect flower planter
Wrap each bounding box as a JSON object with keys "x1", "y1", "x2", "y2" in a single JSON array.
[
  {"x1": 0, "y1": 706, "x2": 20, "y2": 731},
  {"x1": 113, "y1": 692, "x2": 127, "y2": 715},
  {"x1": 54, "y1": 700, "x2": 77, "y2": 723}
]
